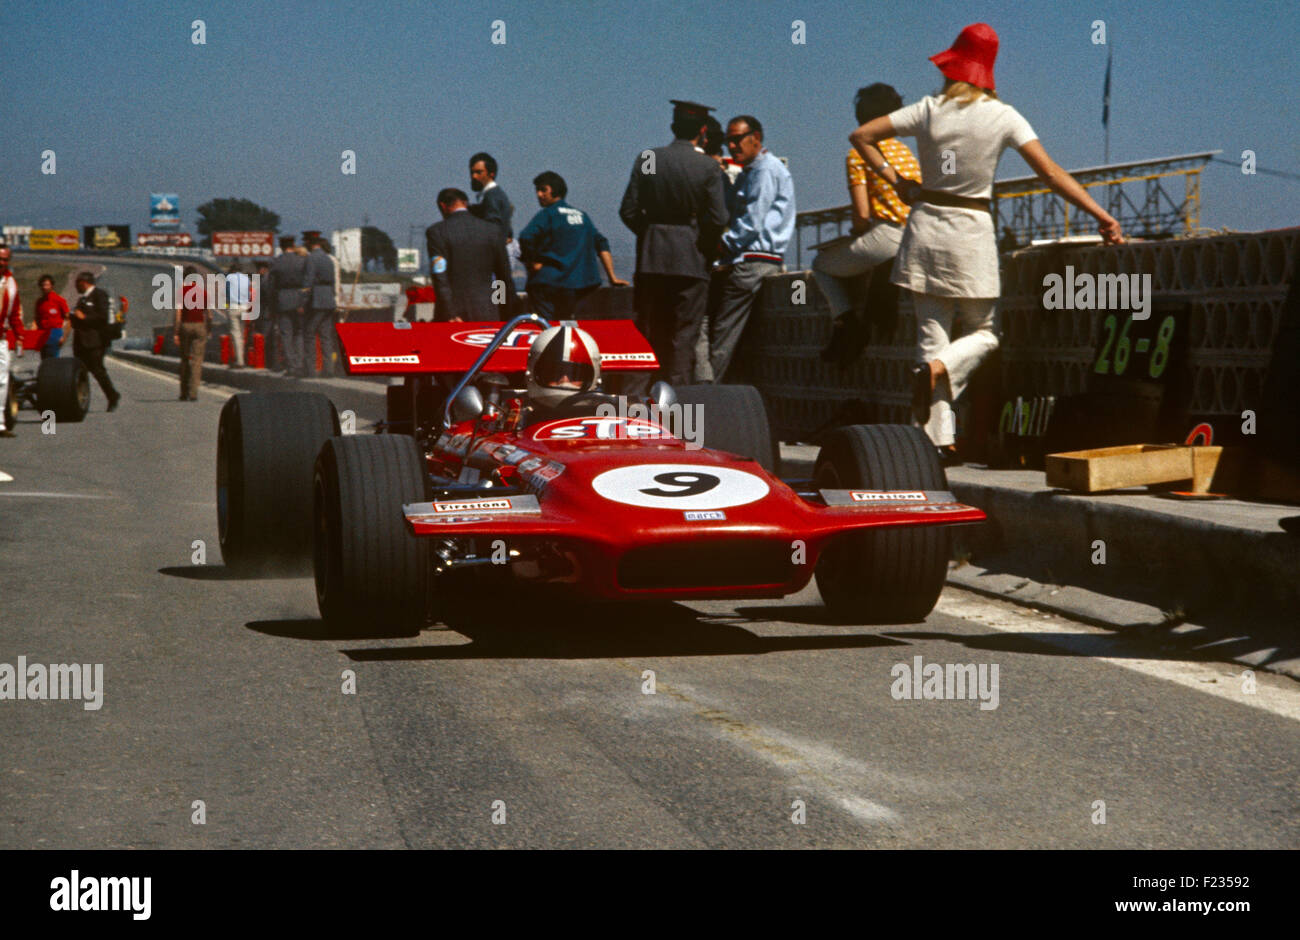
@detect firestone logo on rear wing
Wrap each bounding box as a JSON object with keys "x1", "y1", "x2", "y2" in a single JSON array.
[{"x1": 349, "y1": 354, "x2": 421, "y2": 365}]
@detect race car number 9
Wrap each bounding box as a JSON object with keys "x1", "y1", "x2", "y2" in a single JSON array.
[{"x1": 591, "y1": 463, "x2": 769, "y2": 510}]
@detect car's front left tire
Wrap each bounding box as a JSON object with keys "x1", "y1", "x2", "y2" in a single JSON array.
[{"x1": 314, "y1": 434, "x2": 431, "y2": 635}]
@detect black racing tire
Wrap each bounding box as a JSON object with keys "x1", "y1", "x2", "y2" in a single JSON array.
[
  {"x1": 35, "y1": 357, "x2": 90, "y2": 423},
  {"x1": 217, "y1": 392, "x2": 338, "y2": 573},
  {"x1": 4, "y1": 376, "x2": 17, "y2": 430},
  {"x1": 813, "y1": 424, "x2": 950, "y2": 624},
  {"x1": 674, "y1": 384, "x2": 777, "y2": 472},
  {"x1": 313, "y1": 435, "x2": 431, "y2": 635}
]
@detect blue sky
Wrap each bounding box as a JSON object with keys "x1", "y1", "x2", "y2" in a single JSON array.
[{"x1": 1, "y1": 0, "x2": 1296, "y2": 267}]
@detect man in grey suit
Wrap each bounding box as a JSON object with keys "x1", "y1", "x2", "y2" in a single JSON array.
[
  {"x1": 426, "y1": 188, "x2": 519, "y2": 322},
  {"x1": 269, "y1": 235, "x2": 308, "y2": 375},
  {"x1": 620, "y1": 100, "x2": 729, "y2": 390},
  {"x1": 301, "y1": 237, "x2": 340, "y2": 377}
]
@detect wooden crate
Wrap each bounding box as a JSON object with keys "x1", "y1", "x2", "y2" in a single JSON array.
[{"x1": 1046, "y1": 444, "x2": 1223, "y2": 493}]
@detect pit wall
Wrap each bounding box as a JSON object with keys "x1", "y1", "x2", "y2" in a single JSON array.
[{"x1": 752, "y1": 228, "x2": 1298, "y2": 442}]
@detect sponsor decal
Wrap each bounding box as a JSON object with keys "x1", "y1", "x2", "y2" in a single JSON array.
[
  {"x1": 900, "y1": 504, "x2": 968, "y2": 513},
  {"x1": 850, "y1": 490, "x2": 927, "y2": 502},
  {"x1": 433, "y1": 498, "x2": 513, "y2": 513},
  {"x1": 684, "y1": 510, "x2": 726, "y2": 521},
  {"x1": 450, "y1": 326, "x2": 542, "y2": 349},
  {"x1": 348, "y1": 354, "x2": 420, "y2": 365},
  {"x1": 530, "y1": 416, "x2": 674, "y2": 442},
  {"x1": 599, "y1": 352, "x2": 657, "y2": 362},
  {"x1": 592, "y1": 463, "x2": 769, "y2": 510}
]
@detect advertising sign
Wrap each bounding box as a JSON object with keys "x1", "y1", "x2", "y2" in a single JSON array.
[
  {"x1": 137, "y1": 232, "x2": 193, "y2": 247},
  {"x1": 29, "y1": 229, "x2": 81, "y2": 250},
  {"x1": 337, "y1": 282, "x2": 402, "y2": 309},
  {"x1": 211, "y1": 231, "x2": 274, "y2": 257},
  {"x1": 397, "y1": 248, "x2": 420, "y2": 272},
  {"x1": 83, "y1": 225, "x2": 131, "y2": 250},
  {"x1": 150, "y1": 193, "x2": 180, "y2": 228}
]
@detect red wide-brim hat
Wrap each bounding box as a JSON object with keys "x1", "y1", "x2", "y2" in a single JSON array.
[{"x1": 930, "y1": 22, "x2": 999, "y2": 91}]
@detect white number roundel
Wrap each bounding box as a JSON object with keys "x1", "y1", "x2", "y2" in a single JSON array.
[{"x1": 591, "y1": 463, "x2": 769, "y2": 510}]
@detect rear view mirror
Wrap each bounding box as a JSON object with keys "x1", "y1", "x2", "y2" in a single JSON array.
[
  {"x1": 450, "y1": 386, "x2": 485, "y2": 423},
  {"x1": 649, "y1": 381, "x2": 677, "y2": 411}
]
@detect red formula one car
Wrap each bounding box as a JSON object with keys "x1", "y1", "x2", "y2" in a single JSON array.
[{"x1": 215, "y1": 315, "x2": 984, "y2": 633}]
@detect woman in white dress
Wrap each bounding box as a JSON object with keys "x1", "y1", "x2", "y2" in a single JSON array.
[{"x1": 850, "y1": 22, "x2": 1124, "y2": 462}]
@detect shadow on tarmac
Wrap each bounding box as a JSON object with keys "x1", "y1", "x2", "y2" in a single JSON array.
[{"x1": 247, "y1": 592, "x2": 910, "y2": 661}]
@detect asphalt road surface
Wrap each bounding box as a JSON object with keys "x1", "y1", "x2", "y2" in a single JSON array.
[{"x1": 2, "y1": 358, "x2": 1298, "y2": 849}]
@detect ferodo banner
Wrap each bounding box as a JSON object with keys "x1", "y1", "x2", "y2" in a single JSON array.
[
  {"x1": 212, "y1": 231, "x2": 274, "y2": 257},
  {"x1": 30, "y1": 229, "x2": 81, "y2": 250},
  {"x1": 83, "y1": 225, "x2": 131, "y2": 250}
]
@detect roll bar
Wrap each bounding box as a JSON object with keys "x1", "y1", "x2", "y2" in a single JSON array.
[{"x1": 440, "y1": 313, "x2": 552, "y2": 429}]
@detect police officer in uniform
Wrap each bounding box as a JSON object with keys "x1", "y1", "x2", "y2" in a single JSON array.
[{"x1": 619, "y1": 100, "x2": 728, "y2": 392}]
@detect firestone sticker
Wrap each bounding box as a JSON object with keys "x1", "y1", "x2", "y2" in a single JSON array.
[{"x1": 850, "y1": 491, "x2": 927, "y2": 502}]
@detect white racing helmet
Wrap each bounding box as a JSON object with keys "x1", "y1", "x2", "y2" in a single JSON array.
[{"x1": 526, "y1": 323, "x2": 602, "y2": 409}]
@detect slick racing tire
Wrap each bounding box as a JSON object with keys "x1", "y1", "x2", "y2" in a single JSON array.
[
  {"x1": 4, "y1": 376, "x2": 17, "y2": 430},
  {"x1": 813, "y1": 424, "x2": 950, "y2": 624},
  {"x1": 35, "y1": 357, "x2": 91, "y2": 423},
  {"x1": 217, "y1": 392, "x2": 339, "y2": 573},
  {"x1": 674, "y1": 384, "x2": 777, "y2": 472},
  {"x1": 313, "y1": 434, "x2": 431, "y2": 635}
]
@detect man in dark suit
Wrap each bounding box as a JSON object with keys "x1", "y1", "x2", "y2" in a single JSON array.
[
  {"x1": 425, "y1": 188, "x2": 519, "y2": 322},
  {"x1": 468, "y1": 152, "x2": 515, "y2": 241},
  {"x1": 619, "y1": 100, "x2": 729, "y2": 389},
  {"x1": 70, "y1": 271, "x2": 120, "y2": 411}
]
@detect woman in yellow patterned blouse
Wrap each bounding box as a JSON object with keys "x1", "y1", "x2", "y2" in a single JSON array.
[{"x1": 812, "y1": 84, "x2": 920, "y2": 332}]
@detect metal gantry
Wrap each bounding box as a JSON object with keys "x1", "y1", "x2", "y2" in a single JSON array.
[{"x1": 793, "y1": 151, "x2": 1219, "y2": 266}]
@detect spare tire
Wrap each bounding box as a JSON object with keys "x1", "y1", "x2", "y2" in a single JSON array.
[
  {"x1": 814, "y1": 424, "x2": 950, "y2": 623},
  {"x1": 36, "y1": 358, "x2": 90, "y2": 423},
  {"x1": 674, "y1": 384, "x2": 776, "y2": 472},
  {"x1": 217, "y1": 392, "x2": 338, "y2": 573},
  {"x1": 313, "y1": 435, "x2": 431, "y2": 634}
]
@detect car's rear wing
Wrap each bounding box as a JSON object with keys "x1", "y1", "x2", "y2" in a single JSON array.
[{"x1": 336, "y1": 320, "x2": 658, "y2": 376}]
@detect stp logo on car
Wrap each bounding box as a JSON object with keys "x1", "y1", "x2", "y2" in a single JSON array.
[
  {"x1": 450, "y1": 326, "x2": 542, "y2": 349},
  {"x1": 529, "y1": 417, "x2": 675, "y2": 442}
]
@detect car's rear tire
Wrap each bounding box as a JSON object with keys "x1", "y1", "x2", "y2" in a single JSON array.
[
  {"x1": 217, "y1": 392, "x2": 338, "y2": 573},
  {"x1": 313, "y1": 435, "x2": 431, "y2": 635},
  {"x1": 674, "y1": 384, "x2": 776, "y2": 472},
  {"x1": 35, "y1": 357, "x2": 90, "y2": 423},
  {"x1": 814, "y1": 424, "x2": 950, "y2": 623},
  {"x1": 4, "y1": 375, "x2": 17, "y2": 429}
]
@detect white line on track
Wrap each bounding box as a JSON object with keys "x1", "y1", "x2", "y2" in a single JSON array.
[
  {"x1": 623, "y1": 665, "x2": 904, "y2": 825},
  {"x1": 0, "y1": 491, "x2": 116, "y2": 499},
  {"x1": 936, "y1": 591, "x2": 1300, "y2": 723},
  {"x1": 0, "y1": 471, "x2": 13, "y2": 482}
]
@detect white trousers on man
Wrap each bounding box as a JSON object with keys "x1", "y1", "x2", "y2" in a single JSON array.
[
  {"x1": 0, "y1": 339, "x2": 10, "y2": 431},
  {"x1": 811, "y1": 221, "x2": 904, "y2": 319},
  {"x1": 911, "y1": 292, "x2": 999, "y2": 447},
  {"x1": 223, "y1": 305, "x2": 248, "y2": 365}
]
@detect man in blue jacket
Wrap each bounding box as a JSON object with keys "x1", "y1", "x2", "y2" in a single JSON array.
[
  {"x1": 518, "y1": 171, "x2": 628, "y2": 321},
  {"x1": 709, "y1": 115, "x2": 795, "y2": 383}
]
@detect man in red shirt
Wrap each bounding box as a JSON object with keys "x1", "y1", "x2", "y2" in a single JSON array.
[
  {"x1": 0, "y1": 246, "x2": 24, "y2": 437},
  {"x1": 173, "y1": 266, "x2": 211, "y2": 400},
  {"x1": 34, "y1": 274, "x2": 71, "y2": 359}
]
